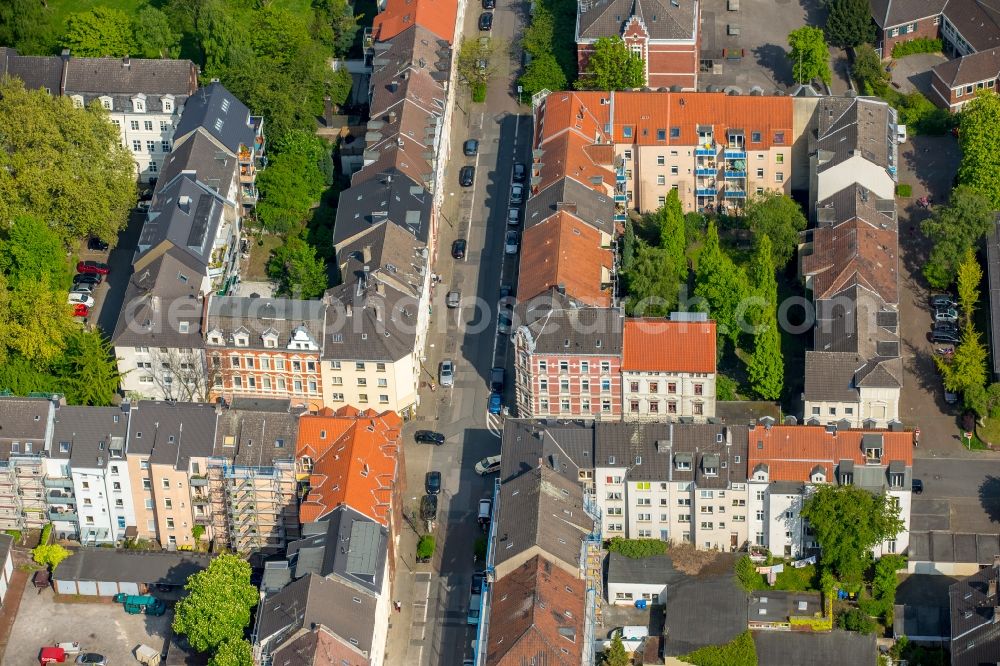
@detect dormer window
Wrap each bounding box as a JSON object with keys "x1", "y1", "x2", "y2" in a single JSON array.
[
  {"x1": 72, "y1": 96, "x2": 84, "y2": 109},
  {"x1": 178, "y1": 321, "x2": 190, "y2": 334},
  {"x1": 674, "y1": 453, "x2": 692, "y2": 471},
  {"x1": 862, "y1": 434, "x2": 883, "y2": 463},
  {"x1": 210, "y1": 335, "x2": 223, "y2": 345},
  {"x1": 702, "y1": 454, "x2": 719, "y2": 477},
  {"x1": 163, "y1": 97, "x2": 173, "y2": 113},
  {"x1": 133, "y1": 97, "x2": 145, "y2": 113},
  {"x1": 264, "y1": 337, "x2": 277, "y2": 348},
  {"x1": 234, "y1": 335, "x2": 249, "y2": 347},
  {"x1": 810, "y1": 465, "x2": 826, "y2": 484},
  {"x1": 100, "y1": 97, "x2": 113, "y2": 110}
]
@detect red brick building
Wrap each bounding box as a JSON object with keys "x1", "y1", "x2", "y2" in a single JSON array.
[{"x1": 576, "y1": 0, "x2": 700, "y2": 90}]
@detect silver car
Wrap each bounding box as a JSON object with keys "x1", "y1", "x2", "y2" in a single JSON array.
[
  {"x1": 447, "y1": 291, "x2": 461, "y2": 308},
  {"x1": 510, "y1": 183, "x2": 524, "y2": 204},
  {"x1": 504, "y1": 230, "x2": 519, "y2": 255},
  {"x1": 439, "y1": 359, "x2": 454, "y2": 387},
  {"x1": 507, "y1": 208, "x2": 519, "y2": 225}
]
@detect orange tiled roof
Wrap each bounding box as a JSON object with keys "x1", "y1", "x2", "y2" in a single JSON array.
[
  {"x1": 518, "y1": 211, "x2": 613, "y2": 307},
  {"x1": 747, "y1": 425, "x2": 914, "y2": 482},
  {"x1": 800, "y1": 217, "x2": 899, "y2": 303},
  {"x1": 534, "y1": 130, "x2": 616, "y2": 193},
  {"x1": 371, "y1": 0, "x2": 458, "y2": 45},
  {"x1": 622, "y1": 319, "x2": 717, "y2": 373},
  {"x1": 297, "y1": 407, "x2": 402, "y2": 525}
]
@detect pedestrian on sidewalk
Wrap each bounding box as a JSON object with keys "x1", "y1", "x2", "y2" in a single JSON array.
[{"x1": 394, "y1": 600, "x2": 402, "y2": 613}]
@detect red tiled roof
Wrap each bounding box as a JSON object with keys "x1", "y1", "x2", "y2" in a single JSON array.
[
  {"x1": 747, "y1": 425, "x2": 914, "y2": 482},
  {"x1": 485, "y1": 555, "x2": 586, "y2": 666},
  {"x1": 800, "y1": 218, "x2": 898, "y2": 303},
  {"x1": 297, "y1": 407, "x2": 402, "y2": 525},
  {"x1": 534, "y1": 130, "x2": 616, "y2": 193},
  {"x1": 371, "y1": 0, "x2": 458, "y2": 44},
  {"x1": 622, "y1": 319, "x2": 717, "y2": 373},
  {"x1": 518, "y1": 212, "x2": 613, "y2": 306}
]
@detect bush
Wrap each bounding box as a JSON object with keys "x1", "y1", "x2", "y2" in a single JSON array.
[
  {"x1": 735, "y1": 555, "x2": 765, "y2": 592},
  {"x1": 836, "y1": 607, "x2": 877, "y2": 634},
  {"x1": 39, "y1": 523, "x2": 52, "y2": 546},
  {"x1": 717, "y1": 374, "x2": 739, "y2": 401},
  {"x1": 891, "y1": 38, "x2": 943, "y2": 58},
  {"x1": 4, "y1": 530, "x2": 21, "y2": 543},
  {"x1": 32, "y1": 543, "x2": 71, "y2": 570},
  {"x1": 679, "y1": 630, "x2": 757, "y2": 666},
  {"x1": 471, "y1": 81, "x2": 487, "y2": 103},
  {"x1": 417, "y1": 535, "x2": 435, "y2": 560},
  {"x1": 896, "y1": 183, "x2": 912, "y2": 197},
  {"x1": 607, "y1": 537, "x2": 668, "y2": 559},
  {"x1": 876, "y1": 85, "x2": 955, "y2": 136}
]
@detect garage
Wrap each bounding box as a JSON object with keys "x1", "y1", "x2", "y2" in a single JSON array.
[{"x1": 53, "y1": 549, "x2": 213, "y2": 597}]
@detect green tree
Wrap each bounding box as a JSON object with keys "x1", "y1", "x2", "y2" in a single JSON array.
[
  {"x1": 735, "y1": 554, "x2": 764, "y2": 592},
  {"x1": 788, "y1": 26, "x2": 832, "y2": 85},
  {"x1": 921, "y1": 186, "x2": 994, "y2": 288},
  {"x1": 603, "y1": 634, "x2": 630, "y2": 666},
  {"x1": 5, "y1": 276, "x2": 76, "y2": 364},
  {"x1": 936, "y1": 325, "x2": 987, "y2": 409},
  {"x1": 63, "y1": 7, "x2": 136, "y2": 57},
  {"x1": 625, "y1": 241, "x2": 678, "y2": 316},
  {"x1": 824, "y1": 0, "x2": 876, "y2": 48},
  {"x1": 958, "y1": 91, "x2": 1000, "y2": 208},
  {"x1": 851, "y1": 44, "x2": 889, "y2": 95},
  {"x1": 0, "y1": 215, "x2": 71, "y2": 292},
  {"x1": 0, "y1": 0, "x2": 55, "y2": 55},
  {"x1": 956, "y1": 247, "x2": 982, "y2": 329},
  {"x1": 173, "y1": 554, "x2": 259, "y2": 654},
  {"x1": 695, "y1": 222, "x2": 749, "y2": 350},
  {"x1": 311, "y1": 0, "x2": 360, "y2": 57},
  {"x1": 747, "y1": 317, "x2": 783, "y2": 400},
  {"x1": 837, "y1": 607, "x2": 877, "y2": 634},
  {"x1": 0, "y1": 78, "x2": 136, "y2": 245},
  {"x1": 32, "y1": 542, "x2": 71, "y2": 570},
  {"x1": 746, "y1": 234, "x2": 778, "y2": 329},
  {"x1": 621, "y1": 220, "x2": 637, "y2": 274},
  {"x1": 679, "y1": 631, "x2": 757, "y2": 666},
  {"x1": 209, "y1": 638, "x2": 253, "y2": 666},
  {"x1": 658, "y1": 189, "x2": 687, "y2": 274},
  {"x1": 133, "y1": 7, "x2": 181, "y2": 59},
  {"x1": 256, "y1": 131, "x2": 330, "y2": 233},
  {"x1": 457, "y1": 37, "x2": 497, "y2": 90},
  {"x1": 55, "y1": 330, "x2": 121, "y2": 406},
  {"x1": 744, "y1": 192, "x2": 808, "y2": 269},
  {"x1": 577, "y1": 37, "x2": 645, "y2": 90},
  {"x1": 521, "y1": 6, "x2": 554, "y2": 56},
  {"x1": 870, "y1": 554, "x2": 906, "y2": 625},
  {"x1": 328, "y1": 68, "x2": 353, "y2": 107},
  {"x1": 268, "y1": 235, "x2": 329, "y2": 299},
  {"x1": 519, "y1": 53, "x2": 567, "y2": 98},
  {"x1": 801, "y1": 485, "x2": 904, "y2": 588}
]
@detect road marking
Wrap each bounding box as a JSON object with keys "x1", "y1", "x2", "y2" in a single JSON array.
[
  {"x1": 463, "y1": 149, "x2": 482, "y2": 260},
  {"x1": 486, "y1": 412, "x2": 503, "y2": 438}
]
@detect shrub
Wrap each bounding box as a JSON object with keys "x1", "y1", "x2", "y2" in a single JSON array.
[
  {"x1": 891, "y1": 38, "x2": 943, "y2": 58},
  {"x1": 417, "y1": 535, "x2": 435, "y2": 560},
  {"x1": 679, "y1": 630, "x2": 757, "y2": 666},
  {"x1": 607, "y1": 537, "x2": 668, "y2": 559},
  {"x1": 4, "y1": 530, "x2": 21, "y2": 543},
  {"x1": 735, "y1": 555, "x2": 765, "y2": 592},
  {"x1": 471, "y1": 81, "x2": 487, "y2": 103},
  {"x1": 39, "y1": 523, "x2": 52, "y2": 546},
  {"x1": 32, "y1": 543, "x2": 71, "y2": 570},
  {"x1": 717, "y1": 374, "x2": 739, "y2": 401},
  {"x1": 896, "y1": 183, "x2": 912, "y2": 197},
  {"x1": 836, "y1": 607, "x2": 877, "y2": 634}
]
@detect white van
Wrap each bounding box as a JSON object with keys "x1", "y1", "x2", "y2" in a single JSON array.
[{"x1": 897, "y1": 124, "x2": 907, "y2": 143}]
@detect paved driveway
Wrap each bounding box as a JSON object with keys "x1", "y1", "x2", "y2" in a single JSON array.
[
  {"x1": 911, "y1": 458, "x2": 1000, "y2": 533},
  {"x1": 889, "y1": 52, "x2": 949, "y2": 98}
]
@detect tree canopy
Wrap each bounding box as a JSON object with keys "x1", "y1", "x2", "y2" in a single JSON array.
[
  {"x1": 824, "y1": 0, "x2": 876, "y2": 48},
  {"x1": 208, "y1": 638, "x2": 253, "y2": 666},
  {"x1": 519, "y1": 53, "x2": 567, "y2": 98},
  {"x1": 921, "y1": 186, "x2": 994, "y2": 289},
  {"x1": 268, "y1": 235, "x2": 329, "y2": 299},
  {"x1": 624, "y1": 241, "x2": 679, "y2": 316},
  {"x1": 800, "y1": 485, "x2": 904, "y2": 587},
  {"x1": 173, "y1": 554, "x2": 259, "y2": 655},
  {"x1": 788, "y1": 26, "x2": 832, "y2": 85},
  {"x1": 957, "y1": 91, "x2": 1000, "y2": 209},
  {"x1": 679, "y1": 631, "x2": 757, "y2": 666},
  {"x1": 603, "y1": 634, "x2": 631, "y2": 666},
  {"x1": 133, "y1": 7, "x2": 182, "y2": 59},
  {"x1": 851, "y1": 44, "x2": 889, "y2": 95},
  {"x1": 255, "y1": 131, "x2": 331, "y2": 234},
  {"x1": 577, "y1": 37, "x2": 645, "y2": 90},
  {"x1": 744, "y1": 192, "x2": 808, "y2": 269},
  {"x1": 747, "y1": 317, "x2": 784, "y2": 400},
  {"x1": 695, "y1": 221, "x2": 749, "y2": 350},
  {"x1": 63, "y1": 7, "x2": 135, "y2": 57}
]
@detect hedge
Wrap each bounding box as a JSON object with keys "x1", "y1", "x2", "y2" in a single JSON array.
[
  {"x1": 417, "y1": 535, "x2": 435, "y2": 560},
  {"x1": 607, "y1": 537, "x2": 668, "y2": 559},
  {"x1": 891, "y1": 38, "x2": 943, "y2": 58},
  {"x1": 471, "y1": 81, "x2": 487, "y2": 103},
  {"x1": 679, "y1": 630, "x2": 757, "y2": 666},
  {"x1": 896, "y1": 183, "x2": 912, "y2": 197}
]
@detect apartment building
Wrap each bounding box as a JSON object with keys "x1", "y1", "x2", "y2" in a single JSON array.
[
  {"x1": 621, "y1": 316, "x2": 717, "y2": 421},
  {"x1": 949, "y1": 560, "x2": 1000, "y2": 666},
  {"x1": 575, "y1": 0, "x2": 700, "y2": 90},
  {"x1": 369, "y1": 0, "x2": 458, "y2": 44},
  {"x1": 747, "y1": 423, "x2": 913, "y2": 558},
  {"x1": 205, "y1": 296, "x2": 326, "y2": 410},
  {"x1": 513, "y1": 304, "x2": 624, "y2": 419},
  {"x1": 0, "y1": 397, "x2": 55, "y2": 532},
  {"x1": 931, "y1": 47, "x2": 1000, "y2": 110},
  {"x1": 125, "y1": 401, "x2": 217, "y2": 549}
]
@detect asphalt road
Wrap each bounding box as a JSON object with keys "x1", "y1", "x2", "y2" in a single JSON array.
[
  {"x1": 912, "y1": 458, "x2": 1000, "y2": 533},
  {"x1": 94, "y1": 209, "x2": 143, "y2": 335}
]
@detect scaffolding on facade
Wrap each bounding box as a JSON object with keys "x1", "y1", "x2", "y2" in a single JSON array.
[
  {"x1": 0, "y1": 456, "x2": 48, "y2": 531},
  {"x1": 207, "y1": 458, "x2": 297, "y2": 554}
]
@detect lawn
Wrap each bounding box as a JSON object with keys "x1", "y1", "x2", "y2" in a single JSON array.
[
  {"x1": 245, "y1": 235, "x2": 283, "y2": 281},
  {"x1": 772, "y1": 564, "x2": 820, "y2": 592}
]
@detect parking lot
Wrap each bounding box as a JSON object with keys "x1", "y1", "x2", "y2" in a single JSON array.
[
  {"x1": 889, "y1": 52, "x2": 949, "y2": 98},
  {"x1": 6, "y1": 585, "x2": 172, "y2": 666}
]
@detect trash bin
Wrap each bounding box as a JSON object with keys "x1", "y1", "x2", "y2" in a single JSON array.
[{"x1": 635, "y1": 599, "x2": 648, "y2": 609}]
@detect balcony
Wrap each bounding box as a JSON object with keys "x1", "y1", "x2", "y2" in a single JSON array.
[
  {"x1": 191, "y1": 495, "x2": 209, "y2": 505},
  {"x1": 48, "y1": 510, "x2": 78, "y2": 522},
  {"x1": 695, "y1": 146, "x2": 716, "y2": 156},
  {"x1": 190, "y1": 476, "x2": 209, "y2": 487},
  {"x1": 46, "y1": 491, "x2": 75, "y2": 504},
  {"x1": 613, "y1": 213, "x2": 627, "y2": 223},
  {"x1": 614, "y1": 194, "x2": 627, "y2": 203},
  {"x1": 695, "y1": 168, "x2": 717, "y2": 177},
  {"x1": 238, "y1": 148, "x2": 253, "y2": 164},
  {"x1": 724, "y1": 148, "x2": 746, "y2": 159},
  {"x1": 724, "y1": 170, "x2": 748, "y2": 179},
  {"x1": 239, "y1": 165, "x2": 256, "y2": 184},
  {"x1": 724, "y1": 190, "x2": 747, "y2": 198},
  {"x1": 241, "y1": 187, "x2": 258, "y2": 205},
  {"x1": 44, "y1": 478, "x2": 73, "y2": 490},
  {"x1": 696, "y1": 188, "x2": 717, "y2": 197}
]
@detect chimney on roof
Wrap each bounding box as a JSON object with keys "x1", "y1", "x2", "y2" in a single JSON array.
[
  {"x1": 557, "y1": 284, "x2": 566, "y2": 295},
  {"x1": 388, "y1": 111, "x2": 397, "y2": 124},
  {"x1": 990, "y1": 577, "x2": 998, "y2": 599},
  {"x1": 538, "y1": 457, "x2": 544, "y2": 469},
  {"x1": 178, "y1": 196, "x2": 191, "y2": 215},
  {"x1": 123, "y1": 56, "x2": 130, "y2": 69},
  {"x1": 550, "y1": 453, "x2": 560, "y2": 470},
  {"x1": 346, "y1": 303, "x2": 353, "y2": 317}
]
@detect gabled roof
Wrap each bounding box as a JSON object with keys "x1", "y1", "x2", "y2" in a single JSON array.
[
  {"x1": 814, "y1": 97, "x2": 896, "y2": 173},
  {"x1": 517, "y1": 306, "x2": 624, "y2": 356},
  {"x1": 369, "y1": 24, "x2": 452, "y2": 86},
  {"x1": 0, "y1": 48, "x2": 63, "y2": 93},
  {"x1": 533, "y1": 130, "x2": 616, "y2": 193},
  {"x1": 622, "y1": 318, "x2": 717, "y2": 373},
  {"x1": 943, "y1": 0, "x2": 1000, "y2": 52},
  {"x1": 868, "y1": 0, "x2": 947, "y2": 28},
  {"x1": 524, "y1": 177, "x2": 615, "y2": 236},
  {"x1": 485, "y1": 555, "x2": 586, "y2": 666},
  {"x1": 212, "y1": 400, "x2": 300, "y2": 465},
  {"x1": 950, "y1": 561, "x2": 1000, "y2": 666},
  {"x1": 140, "y1": 174, "x2": 228, "y2": 267},
  {"x1": 755, "y1": 630, "x2": 877, "y2": 666},
  {"x1": 321, "y1": 279, "x2": 420, "y2": 362},
  {"x1": 126, "y1": 401, "x2": 218, "y2": 468},
  {"x1": 371, "y1": 0, "x2": 458, "y2": 44},
  {"x1": 334, "y1": 169, "x2": 432, "y2": 247},
  {"x1": 173, "y1": 82, "x2": 256, "y2": 155},
  {"x1": 518, "y1": 211, "x2": 614, "y2": 307},
  {"x1": 500, "y1": 420, "x2": 596, "y2": 485},
  {"x1": 206, "y1": 296, "x2": 326, "y2": 353},
  {"x1": 156, "y1": 131, "x2": 239, "y2": 202},
  {"x1": 272, "y1": 626, "x2": 372, "y2": 666},
  {"x1": 577, "y1": 0, "x2": 698, "y2": 42},
  {"x1": 336, "y1": 219, "x2": 427, "y2": 299},
  {"x1": 0, "y1": 397, "x2": 53, "y2": 459},
  {"x1": 52, "y1": 406, "x2": 129, "y2": 470},
  {"x1": 63, "y1": 55, "x2": 197, "y2": 96},
  {"x1": 369, "y1": 38, "x2": 448, "y2": 119},
  {"x1": 297, "y1": 408, "x2": 402, "y2": 525},
  {"x1": 933, "y1": 47, "x2": 1000, "y2": 87}
]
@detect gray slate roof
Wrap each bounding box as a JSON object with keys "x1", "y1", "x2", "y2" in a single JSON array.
[
  {"x1": 578, "y1": 0, "x2": 698, "y2": 41},
  {"x1": 0, "y1": 397, "x2": 53, "y2": 460},
  {"x1": 868, "y1": 0, "x2": 948, "y2": 28},
  {"x1": 910, "y1": 531, "x2": 1000, "y2": 564},
  {"x1": 754, "y1": 631, "x2": 876, "y2": 666},
  {"x1": 333, "y1": 169, "x2": 432, "y2": 247},
  {"x1": 950, "y1": 562, "x2": 1000, "y2": 666},
  {"x1": 518, "y1": 306, "x2": 624, "y2": 355},
  {"x1": 52, "y1": 406, "x2": 129, "y2": 470},
  {"x1": 111, "y1": 246, "x2": 207, "y2": 349},
  {"x1": 322, "y1": 279, "x2": 419, "y2": 363},
  {"x1": 285, "y1": 505, "x2": 388, "y2": 596},
  {"x1": 500, "y1": 419, "x2": 596, "y2": 485},
  {"x1": 663, "y1": 570, "x2": 748, "y2": 656},
  {"x1": 257, "y1": 573, "x2": 377, "y2": 659},
  {"x1": 206, "y1": 296, "x2": 325, "y2": 352},
  {"x1": 53, "y1": 549, "x2": 213, "y2": 585},
  {"x1": 944, "y1": 0, "x2": 1000, "y2": 52},
  {"x1": 814, "y1": 97, "x2": 897, "y2": 173},
  {"x1": 212, "y1": 401, "x2": 299, "y2": 465},
  {"x1": 127, "y1": 401, "x2": 218, "y2": 469},
  {"x1": 750, "y1": 590, "x2": 823, "y2": 623},
  {"x1": 173, "y1": 82, "x2": 256, "y2": 154},
  {"x1": 63, "y1": 56, "x2": 197, "y2": 96},
  {"x1": 607, "y1": 551, "x2": 674, "y2": 585},
  {"x1": 0, "y1": 48, "x2": 63, "y2": 93},
  {"x1": 524, "y1": 177, "x2": 615, "y2": 236},
  {"x1": 156, "y1": 131, "x2": 239, "y2": 202},
  {"x1": 933, "y1": 47, "x2": 1000, "y2": 87},
  {"x1": 336, "y1": 221, "x2": 427, "y2": 299},
  {"x1": 140, "y1": 175, "x2": 227, "y2": 267}
]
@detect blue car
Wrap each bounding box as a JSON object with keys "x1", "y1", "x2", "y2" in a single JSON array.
[{"x1": 488, "y1": 392, "x2": 502, "y2": 414}]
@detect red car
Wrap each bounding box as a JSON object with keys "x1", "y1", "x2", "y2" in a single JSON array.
[
  {"x1": 76, "y1": 260, "x2": 110, "y2": 275},
  {"x1": 72, "y1": 303, "x2": 90, "y2": 317}
]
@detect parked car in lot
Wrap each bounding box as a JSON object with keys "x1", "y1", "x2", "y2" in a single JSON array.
[
  {"x1": 67, "y1": 293, "x2": 95, "y2": 308},
  {"x1": 75, "y1": 655, "x2": 108, "y2": 665},
  {"x1": 420, "y1": 494, "x2": 438, "y2": 522},
  {"x1": 70, "y1": 284, "x2": 94, "y2": 296},
  {"x1": 931, "y1": 329, "x2": 960, "y2": 344},
  {"x1": 463, "y1": 139, "x2": 479, "y2": 156},
  {"x1": 488, "y1": 392, "x2": 502, "y2": 414},
  {"x1": 933, "y1": 322, "x2": 959, "y2": 334},
  {"x1": 945, "y1": 387, "x2": 958, "y2": 404},
  {"x1": 478, "y1": 498, "x2": 492, "y2": 526},
  {"x1": 475, "y1": 454, "x2": 501, "y2": 475},
  {"x1": 73, "y1": 272, "x2": 103, "y2": 286},
  {"x1": 504, "y1": 230, "x2": 519, "y2": 254},
  {"x1": 76, "y1": 260, "x2": 110, "y2": 275},
  {"x1": 912, "y1": 479, "x2": 923, "y2": 494},
  {"x1": 439, "y1": 359, "x2": 455, "y2": 387},
  {"x1": 513, "y1": 162, "x2": 526, "y2": 182},
  {"x1": 934, "y1": 307, "x2": 959, "y2": 323},
  {"x1": 86, "y1": 237, "x2": 109, "y2": 251},
  {"x1": 460, "y1": 165, "x2": 475, "y2": 187},
  {"x1": 425, "y1": 471, "x2": 441, "y2": 495},
  {"x1": 452, "y1": 238, "x2": 467, "y2": 259},
  {"x1": 510, "y1": 183, "x2": 524, "y2": 204},
  {"x1": 72, "y1": 304, "x2": 90, "y2": 318},
  {"x1": 478, "y1": 11, "x2": 493, "y2": 30},
  {"x1": 415, "y1": 430, "x2": 446, "y2": 445},
  {"x1": 930, "y1": 294, "x2": 957, "y2": 309}
]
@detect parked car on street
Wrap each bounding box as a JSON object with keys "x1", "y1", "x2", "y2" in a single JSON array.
[
  {"x1": 425, "y1": 471, "x2": 441, "y2": 495},
  {"x1": 478, "y1": 12, "x2": 493, "y2": 30},
  {"x1": 439, "y1": 359, "x2": 455, "y2": 387},
  {"x1": 930, "y1": 294, "x2": 957, "y2": 309},
  {"x1": 498, "y1": 309, "x2": 512, "y2": 334},
  {"x1": 489, "y1": 367, "x2": 505, "y2": 392},
  {"x1": 67, "y1": 293, "x2": 95, "y2": 308},
  {"x1": 76, "y1": 260, "x2": 110, "y2": 275},
  {"x1": 452, "y1": 238, "x2": 467, "y2": 259},
  {"x1": 475, "y1": 454, "x2": 501, "y2": 475},
  {"x1": 504, "y1": 230, "x2": 519, "y2": 254},
  {"x1": 912, "y1": 479, "x2": 923, "y2": 494},
  {"x1": 482, "y1": 0, "x2": 495, "y2": 8},
  {"x1": 421, "y1": 494, "x2": 438, "y2": 522},
  {"x1": 510, "y1": 183, "x2": 524, "y2": 204},
  {"x1": 72, "y1": 304, "x2": 90, "y2": 318},
  {"x1": 513, "y1": 162, "x2": 526, "y2": 182},
  {"x1": 467, "y1": 592, "x2": 482, "y2": 624},
  {"x1": 488, "y1": 392, "x2": 502, "y2": 414},
  {"x1": 460, "y1": 165, "x2": 475, "y2": 187},
  {"x1": 507, "y1": 208, "x2": 520, "y2": 225},
  {"x1": 471, "y1": 572, "x2": 484, "y2": 594},
  {"x1": 478, "y1": 498, "x2": 492, "y2": 526},
  {"x1": 463, "y1": 139, "x2": 479, "y2": 156},
  {"x1": 73, "y1": 273, "x2": 103, "y2": 286},
  {"x1": 447, "y1": 291, "x2": 461, "y2": 308},
  {"x1": 415, "y1": 430, "x2": 446, "y2": 445}
]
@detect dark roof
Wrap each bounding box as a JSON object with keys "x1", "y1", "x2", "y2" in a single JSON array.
[
  {"x1": 257, "y1": 574, "x2": 377, "y2": 659},
  {"x1": 715, "y1": 401, "x2": 782, "y2": 424},
  {"x1": 909, "y1": 532, "x2": 1000, "y2": 564},
  {"x1": 336, "y1": 221, "x2": 427, "y2": 299},
  {"x1": 869, "y1": 0, "x2": 948, "y2": 28},
  {"x1": 894, "y1": 603, "x2": 951, "y2": 640},
  {"x1": 321, "y1": 280, "x2": 419, "y2": 362},
  {"x1": 63, "y1": 55, "x2": 197, "y2": 96},
  {"x1": 156, "y1": 132, "x2": 239, "y2": 202},
  {"x1": 0, "y1": 48, "x2": 63, "y2": 93},
  {"x1": 206, "y1": 296, "x2": 325, "y2": 353},
  {"x1": 0, "y1": 397, "x2": 53, "y2": 458},
  {"x1": 127, "y1": 401, "x2": 218, "y2": 469},
  {"x1": 804, "y1": 350, "x2": 902, "y2": 403},
  {"x1": 53, "y1": 549, "x2": 213, "y2": 585},
  {"x1": 333, "y1": 169, "x2": 432, "y2": 247},
  {"x1": 111, "y1": 246, "x2": 208, "y2": 349},
  {"x1": 595, "y1": 422, "x2": 749, "y2": 487},
  {"x1": 943, "y1": 0, "x2": 1000, "y2": 52},
  {"x1": 369, "y1": 24, "x2": 451, "y2": 90},
  {"x1": 607, "y1": 551, "x2": 675, "y2": 585},
  {"x1": 493, "y1": 466, "x2": 595, "y2": 574},
  {"x1": 950, "y1": 562, "x2": 1000, "y2": 666},
  {"x1": 212, "y1": 402, "x2": 299, "y2": 465},
  {"x1": 750, "y1": 590, "x2": 823, "y2": 623},
  {"x1": 140, "y1": 175, "x2": 227, "y2": 267},
  {"x1": 933, "y1": 48, "x2": 1000, "y2": 88},
  {"x1": 814, "y1": 97, "x2": 897, "y2": 173},
  {"x1": 577, "y1": 0, "x2": 698, "y2": 41},
  {"x1": 754, "y1": 630, "x2": 876, "y2": 666},
  {"x1": 663, "y1": 568, "x2": 748, "y2": 656},
  {"x1": 271, "y1": 627, "x2": 372, "y2": 666},
  {"x1": 285, "y1": 506, "x2": 388, "y2": 597},
  {"x1": 517, "y1": 306, "x2": 624, "y2": 356},
  {"x1": 524, "y1": 177, "x2": 615, "y2": 236},
  {"x1": 174, "y1": 82, "x2": 256, "y2": 154},
  {"x1": 499, "y1": 419, "x2": 596, "y2": 485},
  {"x1": 52, "y1": 406, "x2": 129, "y2": 469}
]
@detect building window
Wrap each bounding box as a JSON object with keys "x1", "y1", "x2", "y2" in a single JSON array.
[
  {"x1": 658, "y1": 195, "x2": 666, "y2": 205},
  {"x1": 602, "y1": 399, "x2": 612, "y2": 413},
  {"x1": 166, "y1": 518, "x2": 175, "y2": 529},
  {"x1": 694, "y1": 384, "x2": 703, "y2": 396},
  {"x1": 164, "y1": 498, "x2": 173, "y2": 509},
  {"x1": 358, "y1": 393, "x2": 368, "y2": 403},
  {"x1": 667, "y1": 382, "x2": 676, "y2": 393},
  {"x1": 694, "y1": 402, "x2": 704, "y2": 416},
  {"x1": 630, "y1": 400, "x2": 640, "y2": 413},
  {"x1": 623, "y1": 126, "x2": 633, "y2": 138},
  {"x1": 601, "y1": 361, "x2": 610, "y2": 373},
  {"x1": 162, "y1": 141, "x2": 171, "y2": 152},
  {"x1": 379, "y1": 394, "x2": 389, "y2": 403},
  {"x1": 132, "y1": 140, "x2": 142, "y2": 151},
  {"x1": 670, "y1": 165, "x2": 678, "y2": 175},
  {"x1": 162, "y1": 478, "x2": 170, "y2": 489},
  {"x1": 774, "y1": 132, "x2": 785, "y2": 144},
  {"x1": 668, "y1": 402, "x2": 677, "y2": 414},
  {"x1": 670, "y1": 127, "x2": 680, "y2": 139},
  {"x1": 657, "y1": 174, "x2": 666, "y2": 185},
  {"x1": 751, "y1": 131, "x2": 761, "y2": 143},
  {"x1": 540, "y1": 398, "x2": 550, "y2": 412},
  {"x1": 775, "y1": 153, "x2": 784, "y2": 164},
  {"x1": 147, "y1": 140, "x2": 156, "y2": 152},
  {"x1": 560, "y1": 398, "x2": 570, "y2": 412},
  {"x1": 756, "y1": 168, "x2": 764, "y2": 178},
  {"x1": 148, "y1": 161, "x2": 158, "y2": 173},
  {"x1": 130, "y1": 120, "x2": 140, "y2": 131},
  {"x1": 775, "y1": 172, "x2": 784, "y2": 183},
  {"x1": 657, "y1": 155, "x2": 665, "y2": 166}
]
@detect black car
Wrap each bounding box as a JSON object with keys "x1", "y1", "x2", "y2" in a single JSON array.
[
  {"x1": 73, "y1": 272, "x2": 103, "y2": 286},
  {"x1": 460, "y1": 165, "x2": 475, "y2": 187},
  {"x1": 482, "y1": 0, "x2": 495, "y2": 8},
  {"x1": 489, "y1": 366, "x2": 505, "y2": 392},
  {"x1": 415, "y1": 430, "x2": 446, "y2": 445},
  {"x1": 471, "y1": 572, "x2": 485, "y2": 594},
  {"x1": 463, "y1": 139, "x2": 479, "y2": 156},
  {"x1": 87, "y1": 237, "x2": 110, "y2": 251},
  {"x1": 932, "y1": 329, "x2": 960, "y2": 344},
  {"x1": 452, "y1": 238, "x2": 467, "y2": 259},
  {"x1": 933, "y1": 322, "x2": 959, "y2": 333},
  {"x1": 425, "y1": 470, "x2": 442, "y2": 495},
  {"x1": 420, "y1": 494, "x2": 439, "y2": 522},
  {"x1": 512, "y1": 162, "x2": 526, "y2": 182},
  {"x1": 478, "y1": 11, "x2": 493, "y2": 30},
  {"x1": 912, "y1": 479, "x2": 924, "y2": 495}
]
